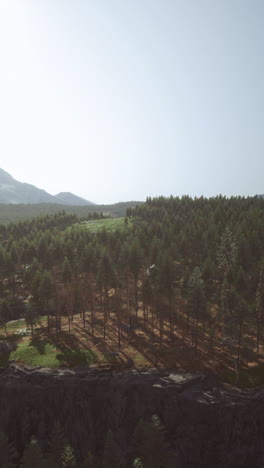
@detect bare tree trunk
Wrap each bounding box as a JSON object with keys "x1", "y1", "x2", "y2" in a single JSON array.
[
  {"x1": 169, "y1": 295, "x2": 173, "y2": 339},
  {"x1": 195, "y1": 318, "x2": 198, "y2": 351},
  {"x1": 143, "y1": 301, "x2": 146, "y2": 331},
  {"x1": 256, "y1": 315, "x2": 260, "y2": 353},
  {"x1": 159, "y1": 315, "x2": 163, "y2": 347},
  {"x1": 103, "y1": 288, "x2": 107, "y2": 341},
  {"x1": 126, "y1": 274, "x2": 131, "y2": 330},
  {"x1": 237, "y1": 321, "x2": 242, "y2": 361},
  {"x1": 151, "y1": 303, "x2": 155, "y2": 342},
  {"x1": 90, "y1": 278, "x2": 94, "y2": 338},
  {"x1": 83, "y1": 309, "x2": 86, "y2": 329},
  {"x1": 134, "y1": 278, "x2": 138, "y2": 318}
]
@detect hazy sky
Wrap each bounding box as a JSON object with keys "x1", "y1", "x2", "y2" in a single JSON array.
[{"x1": 0, "y1": 1, "x2": 263, "y2": 204}]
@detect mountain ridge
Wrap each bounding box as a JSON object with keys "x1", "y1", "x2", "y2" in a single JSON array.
[
  {"x1": 0, "y1": 168, "x2": 94, "y2": 206},
  {"x1": 54, "y1": 191, "x2": 95, "y2": 206}
]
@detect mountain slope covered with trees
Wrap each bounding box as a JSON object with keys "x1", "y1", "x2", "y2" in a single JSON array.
[{"x1": 0, "y1": 195, "x2": 264, "y2": 385}]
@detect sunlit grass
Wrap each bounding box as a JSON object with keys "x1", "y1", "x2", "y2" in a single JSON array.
[
  {"x1": 73, "y1": 217, "x2": 132, "y2": 233},
  {"x1": 7, "y1": 341, "x2": 98, "y2": 368},
  {"x1": 0, "y1": 316, "x2": 47, "y2": 335}
]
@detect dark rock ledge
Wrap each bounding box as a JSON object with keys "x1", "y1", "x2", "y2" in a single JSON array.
[{"x1": 0, "y1": 364, "x2": 264, "y2": 467}]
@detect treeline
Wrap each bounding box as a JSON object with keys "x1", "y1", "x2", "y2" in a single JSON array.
[
  {"x1": 0, "y1": 415, "x2": 173, "y2": 467},
  {"x1": 1, "y1": 195, "x2": 264, "y2": 370},
  {"x1": 0, "y1": 201, "x2": 143, "y2": 225},
  {"x1": 0, "y1": 211, "x2": 106, "y2": 242}
]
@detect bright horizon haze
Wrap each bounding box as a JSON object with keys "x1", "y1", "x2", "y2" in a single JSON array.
[{"x1": 0, "y1": 1, "x2": 263, "y2": 204}]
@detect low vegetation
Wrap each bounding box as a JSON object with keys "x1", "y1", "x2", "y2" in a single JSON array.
[{"x1": 73, "y1": 217, "x2": 133, "y2": 233}]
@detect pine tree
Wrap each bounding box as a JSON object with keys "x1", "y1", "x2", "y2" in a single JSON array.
[
  {"x1": 97, "y1": 251, "x2": 114, "y2": 339},
  {"x1": 256, "y1": 261, "x2": 264, "y2": 353},
  {"x1": 46, "y1": 421, "x2": 66, "y2": 466},
  {"x1": 62, "y1": 257, "x2": 72, "y2": 284},
  {"x1": 188, "y1": 267, "x2": 207, "y2": 349},
  {"x1": 38, "y1": 270, "x2": 53, "y2": 333},
  {"x1": 128, "y1": 240, "x2": 143, "y2": 317},
  {"x1": 133, "y1": 458, "x2": 144, "y2": 468},
  {"x1": 82, "y1": 452, "x2": 97, "y2": 468},
  {"x1": 25, "y1": 302, "x2": 39, "y2": 337},
  {"x1": 102, "y1": 430, "x2": 124, "y2": 468},
  {"x1": 217, "y1": 227, "x2": 237, "y2": 323},
  {"x1": 38, "y1": 236, "x2": 48, "y2": 265},
  {"x1": 61, "y1": 444, "x2": 76, "y2": 468},
  {"x1": 0, "y1": 432, "x2": 17, "y2": 468},
  {"x1": 0, "y1": 299, "x2": 11, "y2": 334},
  {"x1": 20, "y1": 437, "x2": 44, "y2": 468},
  {"x1": 133, "y1": 415, "x2": 171, "y2": 468}
]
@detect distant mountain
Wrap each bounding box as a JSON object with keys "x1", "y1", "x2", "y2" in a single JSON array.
[
  {"x1": 0, "y1": 169, "x2": 94, "y2": 205},
  {"x1": 54, "y1": 192, "x2": 95, "y2": 206}
]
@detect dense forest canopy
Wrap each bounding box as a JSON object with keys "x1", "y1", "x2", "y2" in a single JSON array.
[
  {"x1": 0, "y1": 195, "x2": 264, "y2": 380},
  {"x1": 1, "y1": 194, "x2": 264, "y2": 465}
]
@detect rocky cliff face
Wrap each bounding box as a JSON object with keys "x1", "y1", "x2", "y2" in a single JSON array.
[{"x1": 0, "y1": 364, "x2": 263, "y2": 467}]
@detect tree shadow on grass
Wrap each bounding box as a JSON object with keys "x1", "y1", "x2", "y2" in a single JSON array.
[
  {"x1": 29, "y1": 337, "x2": 47, "y2": 355},
  {"x1": 0, "y1": 333, "x2": 21, "y2": 344},
  {"x1": 56, "y1": 347, "x2": 97, "y2": 367}
]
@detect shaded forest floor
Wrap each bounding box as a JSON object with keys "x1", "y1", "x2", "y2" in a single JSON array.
[{"x1": 1, "y1": 306, "x2": 264, "y2": 387}]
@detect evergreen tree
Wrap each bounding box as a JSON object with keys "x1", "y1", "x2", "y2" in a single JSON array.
[
  {"x1": 38, "y1": 270, "x2": 53, "y2": 332},
  {"x1": 46, "y1": 422, "x2": 66, "y2": 466},
  {"x1": 25, "y1": 302, "x2": 39, "y2": 337},
  {"x1": 102, "y1": 430, "x2": 124, "y2": 468},
  {"x1": 0, "y1": 299, "x2": 11, "y2": 333},
  {"x1": 61, "y1": 444, "x2": 76, "y2": 468},
  {"x1": 217, "y1": 227, "x2": 237, "y2": 323},
  {"x1": 256, "y1": 261, "x2": 264, "y2": 353},
  {"x1": 188, "y1": 267, "x2": 207, "y2": 349},
  {"x1": 38, "y1": 236, "x2": 48, "y2": 266},
  {"x1": 62, "y1": 257, "x2": 72, "y2": 284},
  {"x1": 20, "y1": 437, "x2": 44, "y2": 468},
  {"x1": 132, "y1": 458, "x2": 144, "y2": 468},
  {"x1": 0, "y1": 432, "x2": 17, "y2": 468},
  {"x1": 82, "y1": 452, "x2": 98, "y2": 468},
  {"x1": 133, "y1": 415, "x2": 171, "y2": 468},
  {"x1": 128, "y1": 240, "x2": 143, "y2": 316}
]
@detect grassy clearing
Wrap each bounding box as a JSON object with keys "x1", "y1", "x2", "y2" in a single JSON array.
[
  {"x1": 1, "y1": 310, "x2": 263, "y2": 387},
  {"x1": 73, "y1": 217, "x2": 132, "y2": 233},
  {"x1": 0, "y1": 316, "x2": 47, "y2": 334},
  {"x1": 10, "y1": 342, "x2": 60, "y2": 368},
  {"x1": 0, "y1": 341, "x2": 99, "y2": 368},
  {"x1": 0, "y1": 318, "x2": 99, "y2": 368}
]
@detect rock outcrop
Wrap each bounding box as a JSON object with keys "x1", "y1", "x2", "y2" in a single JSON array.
[{"x1": 0, "y1": 364, "x2": 263, "y2": 467}]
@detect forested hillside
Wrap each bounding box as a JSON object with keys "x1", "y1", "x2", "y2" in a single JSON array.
[
  {"x1": 1, "y1": 195, "x2": 264, "y2": 385},
  {"x1": 0, "y1": 201, "x2": 143, "y2": 224}
]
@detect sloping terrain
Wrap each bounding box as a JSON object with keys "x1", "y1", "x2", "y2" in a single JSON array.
[
  {"x1": 0, "y1": 168, "x2": 94, "y2": 205},
  {"x1": 0, "y1": 168, "x2": 57, "y2": 204},
  {"x1": 54, "y1": 191, "x2": 95, "y2": 206}
]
